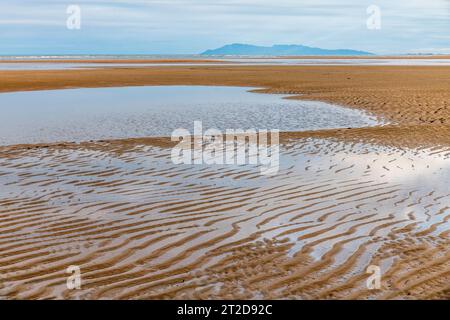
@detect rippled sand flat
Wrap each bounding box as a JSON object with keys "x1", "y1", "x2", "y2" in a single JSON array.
[{"x1": 0, "y1": 138, "x2": 448, "y2": 299}]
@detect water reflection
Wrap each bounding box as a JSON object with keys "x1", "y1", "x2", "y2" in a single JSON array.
[{"x1": 0, "y1": 86, "x2": 380, "y2": 145}]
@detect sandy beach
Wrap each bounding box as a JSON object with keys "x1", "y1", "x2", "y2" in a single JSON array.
[{"x1": 0, "y1": 62, "x2": 449, "y2": 299}]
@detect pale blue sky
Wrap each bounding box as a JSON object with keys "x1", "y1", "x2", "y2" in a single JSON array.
[{"x1": 1, "y1": 0, "x2": 449, "y2": 55}]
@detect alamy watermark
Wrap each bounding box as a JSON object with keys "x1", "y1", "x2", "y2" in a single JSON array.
[
  {"x1": 66, "y1": 265, "x2": 82, "y2": 290},
  {"x1": 366, "y1": 5, "x2": 381, "y2": 30},
  {"x1": 66, "y1": 5, "x2": 81, "y2": 30},
  {"x1": 171, "y1": 121, "x2": 280, "y2": 175},
  {"x1": 366, "y1": 265, "x2": 381, "y2": 290}
]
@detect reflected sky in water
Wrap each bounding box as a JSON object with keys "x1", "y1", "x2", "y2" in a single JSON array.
[{"x1": 0, "y1": 86, "x2": 380, "y2": 145}]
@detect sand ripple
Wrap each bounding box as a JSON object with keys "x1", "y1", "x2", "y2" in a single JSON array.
[{"x1": 0, "y1": 139, "x2": 449, "y2": 299}]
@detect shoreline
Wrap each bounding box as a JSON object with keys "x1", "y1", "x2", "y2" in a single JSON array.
[
  {"x1": 2, "y1": 55, "x2": 450, "y2": 63},
  {"x1": 0, "y1": 59, "x2": 230, "y2": 64}
]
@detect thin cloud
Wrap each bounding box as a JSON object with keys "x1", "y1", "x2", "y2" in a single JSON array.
[{"x1": 0, "y1": 0, "x2": 449, "y2": 54}]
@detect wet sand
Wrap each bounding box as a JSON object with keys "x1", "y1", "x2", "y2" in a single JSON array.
[
  {"x1": 1, "y1": 65, "x2": 450, "y2": 126},
  {"x1": 0, "y1": 64, "x2": 449, "y2": 299},
  {"x1": 2, "y1": 65, "x2": 450, "y2": 147}
]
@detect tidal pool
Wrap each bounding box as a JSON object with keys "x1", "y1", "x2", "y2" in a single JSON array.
[{"x1": 0, "y1": 86, "x2": 380, "y2": 145}]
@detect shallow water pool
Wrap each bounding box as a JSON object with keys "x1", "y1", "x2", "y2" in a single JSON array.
[{"x1": 0, "y1": 86, "x2": 380, "y2": 145}]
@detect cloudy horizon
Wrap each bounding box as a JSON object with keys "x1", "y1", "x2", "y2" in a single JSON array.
[{"x1": 1, "y1": 0, "x2": 450, "y2": 55}]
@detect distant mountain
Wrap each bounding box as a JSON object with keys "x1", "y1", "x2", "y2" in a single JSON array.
[{"x1": 201, "y1": 44, "x2": 373, "y2": 56}]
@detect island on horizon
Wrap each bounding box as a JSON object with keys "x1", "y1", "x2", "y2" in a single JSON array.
[{"x1": 201, "y1": 43, "x2": 374, "y2": 56}]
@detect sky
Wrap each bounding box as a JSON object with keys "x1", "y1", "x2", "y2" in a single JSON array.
[{"x1": 0, "y1": 0, "x2": 449, "y2": 55}]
